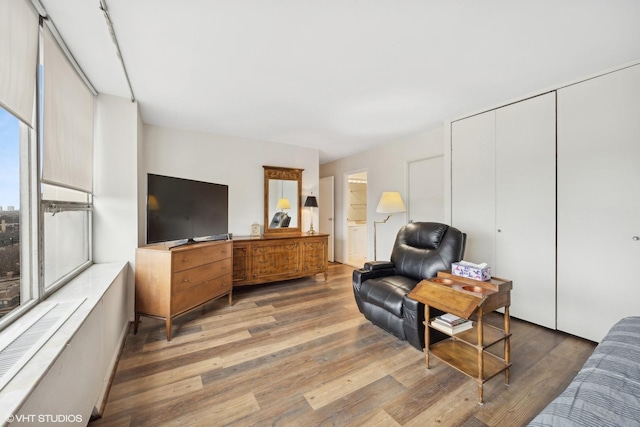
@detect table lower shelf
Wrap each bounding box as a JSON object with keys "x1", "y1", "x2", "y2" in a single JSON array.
[{"x1": 429, "y1": 340, "x2": 510, "y2": 383}]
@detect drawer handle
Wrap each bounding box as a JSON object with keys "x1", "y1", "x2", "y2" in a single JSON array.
[
  {"x1": 183, "y1": 279, "x2": 189, "y2": 283},
  {"x1": 182, "y1": 258, "x2": 189, "y2": 262}
]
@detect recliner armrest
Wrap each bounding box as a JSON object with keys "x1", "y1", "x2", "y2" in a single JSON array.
[
  {"x1": 363, "y1": 261, "x2": 395, "y2": 271},
  {"x1": 352, "y1": 264, "x2": 396, "y2": 290}
]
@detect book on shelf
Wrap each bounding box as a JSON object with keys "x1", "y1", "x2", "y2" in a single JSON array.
[
  {"x1": 430, "y1": 320, "x2": 473, "y2": 335},
  {"x1": 430, "y1": 317, "x2": 473, "y2": 335},
  {"x1": 435, "y1": 313, "x2": 469, "y2": 327}
]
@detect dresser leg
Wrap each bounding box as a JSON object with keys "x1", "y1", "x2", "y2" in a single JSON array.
[
  {"x1": 165, "y1": 318, "x2": 172, "y2": 341},
  {"x1": 228, "y1": 290, "x2": 233, "y2": 306},
  {"x1": 134, "y1": 313, "x2": 140, "y2": 334}
]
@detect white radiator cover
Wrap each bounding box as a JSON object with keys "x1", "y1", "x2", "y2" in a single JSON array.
[{"x1": 0, "y1": 263, "x2": 129, "y2": 425}]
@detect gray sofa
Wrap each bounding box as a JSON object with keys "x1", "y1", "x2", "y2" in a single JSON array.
[{"x1": 529, "y1": 316, "x2": 640, "y2": 426}]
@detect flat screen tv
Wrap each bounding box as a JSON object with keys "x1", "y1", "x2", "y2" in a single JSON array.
[{"x1": 146, "y1": 173, "x2": 229, "y2": 245}]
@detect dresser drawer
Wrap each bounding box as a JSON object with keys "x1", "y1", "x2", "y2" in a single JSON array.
[
  {"x1": 172, "y1": 258, "x2": 232, "y2": 294},
  {"x1": 233, "y1": 245, "x2": 249, "y2": 282},
  {"x1": 302, "y1": 239, "x2": 327, "y2": 272},
  {"x1": 171, "y1": 242, "x2": 231, "y2": 272},
  {"x1": 252, "y1": 241, "x2": 300, "y2": 278},
  {"x1": 172, "y1": 273, "x2": 232, "y2": 314}
]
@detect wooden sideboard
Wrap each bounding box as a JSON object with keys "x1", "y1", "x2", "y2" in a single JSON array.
[
  {"x1": 134, "y1": 240, "x2": 233, "y2": 340},
  {"x1": 232, "y1": 233, "x2": 328, "y2": 286}
]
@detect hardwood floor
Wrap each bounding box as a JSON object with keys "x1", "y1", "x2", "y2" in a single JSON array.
[{"x1": 90, "y1": 263, "x2": 595, "y2": 426}]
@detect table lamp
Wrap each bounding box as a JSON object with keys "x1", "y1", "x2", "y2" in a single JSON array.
[{"x1": 304, "y1": 193, "x2": 319, "y2": 234}]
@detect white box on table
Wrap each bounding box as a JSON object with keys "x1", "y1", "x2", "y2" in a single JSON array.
[{"x1": 451, "y1": 262, "x2": 491, "y2": 281}]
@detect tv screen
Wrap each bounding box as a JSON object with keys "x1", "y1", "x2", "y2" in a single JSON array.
[{"x1": 146, "y1": 174, "x2": 229, "y2": 244}]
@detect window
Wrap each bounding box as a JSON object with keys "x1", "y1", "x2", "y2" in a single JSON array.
[
  {"x1": 42, "y1": 186, "x2": 92, "y2": 290},
  {"x1": 40, "y1": 25, "x2": 95, "y2": 292},
  {"x1": 0, "y1": 0, "x2": 94, "y2": 328},
  {"x1": 0, "y1": 107, "x2": 22, "y2": 318},
  {"x1": 0, "y1": 106, "x2": 35, "y2": 321}
]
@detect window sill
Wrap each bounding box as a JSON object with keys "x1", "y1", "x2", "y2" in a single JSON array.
[{"x1": 0, "y1": 262, "x2": 128, "y2": 424}]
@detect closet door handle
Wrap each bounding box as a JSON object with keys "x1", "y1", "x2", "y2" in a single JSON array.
[{"x1": 633, "y1": 236, "x2": 639, "y2": 241}]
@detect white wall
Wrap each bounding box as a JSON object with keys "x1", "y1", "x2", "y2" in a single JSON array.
[
  {"x1": 143, "y1": 124, "x2": 320, "y2": 237},
  {"x1": 320, "y1": 126, "x2": 445, "y2": 263},
  {"x1": 93, "y1": 93, "x2": 142, "y2": 319},
  {"x1": 137, "y1": 105, "x2": 146, "y2": 248}
]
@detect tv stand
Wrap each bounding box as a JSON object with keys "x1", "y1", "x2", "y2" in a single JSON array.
[
  {"x1": 135, "y1": 240, "x2": 233, "y2": 340},
  {"x1": 168, "y1": 238, "x2": 198, "y2": 250}
]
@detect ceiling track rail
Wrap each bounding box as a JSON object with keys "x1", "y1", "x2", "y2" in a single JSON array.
[{"x1": 99, "y1": 0, "x2": 136, "y2": 103}]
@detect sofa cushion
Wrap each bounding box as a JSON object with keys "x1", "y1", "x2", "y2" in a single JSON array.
[{"x1": 356, "y1": 275, "x2": 419, "y2": 318}]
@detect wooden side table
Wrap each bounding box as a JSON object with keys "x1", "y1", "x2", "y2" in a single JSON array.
[{"x1": 408, "y1": 271, "x2": 512, "y2": 404}]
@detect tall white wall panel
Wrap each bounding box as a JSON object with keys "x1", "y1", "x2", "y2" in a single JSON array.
[
  {"x1": 495, "y1": 93, "x2": 556, "y2": 329},
  {"x1": 557, "y1": 65, "x2": 640, "y2": 342},
  {"x1": 451, "y1": 110, "x2": 496, "y2": 270}
]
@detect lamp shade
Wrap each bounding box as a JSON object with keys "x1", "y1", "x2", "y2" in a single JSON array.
[
  {"x1": 147, "y1": 195, "x2": 160, "y2": 210},
  {"x1": 304, "y1": 196, "x2": 318, "y2": 208},
  {"x1": 376, "y1": 192, "x2": 406, "y2": 214},
  {"x1": 276, "y1": 198, "x2": 291, "y2": 209}
]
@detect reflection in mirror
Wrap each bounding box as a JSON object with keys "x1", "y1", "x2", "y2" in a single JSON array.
[
  {"x1": 268, "y1": 179, "x2": 298, "y2": 228},
  {"x1": 263, "y1": 166, "x2": 303, "y2": 235}
]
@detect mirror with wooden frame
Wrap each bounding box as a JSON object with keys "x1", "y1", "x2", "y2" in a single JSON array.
[{"x1": 263, "y1": 165, "x2": 303, "y2": 235}]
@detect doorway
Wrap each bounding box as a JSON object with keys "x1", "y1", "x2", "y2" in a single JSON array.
[{"x1": 346, "y1": 171, "x2": 367, "y2": 267}]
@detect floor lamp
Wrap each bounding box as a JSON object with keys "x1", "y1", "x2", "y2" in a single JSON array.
[{"x1": 374, "y1": 191, "x2": 406, "y2": 260}]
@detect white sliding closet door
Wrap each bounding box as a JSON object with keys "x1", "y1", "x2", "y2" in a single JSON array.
[
  {"x1": 452, "y1": 93, "x2": 556, "y2": 328},
  {"x1": 557, "y1": 65, "x2": 640, "y2": 342},
  {"x1": 451, "y1": 110, "x2": 496, "y2": 269},
  {"x1": 495, "y1": 93, "x2": 556, "y2": 329}
]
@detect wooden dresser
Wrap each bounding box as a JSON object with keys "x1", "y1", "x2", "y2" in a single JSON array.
[
  {"x1": 134, "y1": 240, "x2": 233, "y2": 340},
  {"x1": 232, "y1": 233, "x2": 328, "y2": 286}
]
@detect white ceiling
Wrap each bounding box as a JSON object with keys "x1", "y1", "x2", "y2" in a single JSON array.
[{"x1": 39, "y1": 0, "x2": 640, "y2": 164}]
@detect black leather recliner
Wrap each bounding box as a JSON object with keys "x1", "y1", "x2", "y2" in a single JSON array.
[
  {"x1": 352, "y1": 222, "x2": 466, "y2": 350},
  {"x1": 269, "y1": 212, "x2": 291, "y2": 228}
]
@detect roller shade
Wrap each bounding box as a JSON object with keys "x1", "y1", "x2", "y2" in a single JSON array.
[
  {"x1": 0, "y1": 0, "x2": 39, "y2": 126},
  {"x1": 42, "y1": 26, "x2": 94, "y2": 193}
]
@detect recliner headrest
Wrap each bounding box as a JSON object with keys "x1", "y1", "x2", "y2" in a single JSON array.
[
  {"x1": 402, "y1": 222, "x2": 448, "y2": 249},
  {"x1": 390, "y1": 222, "x2": 466, "y2": 281}
]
